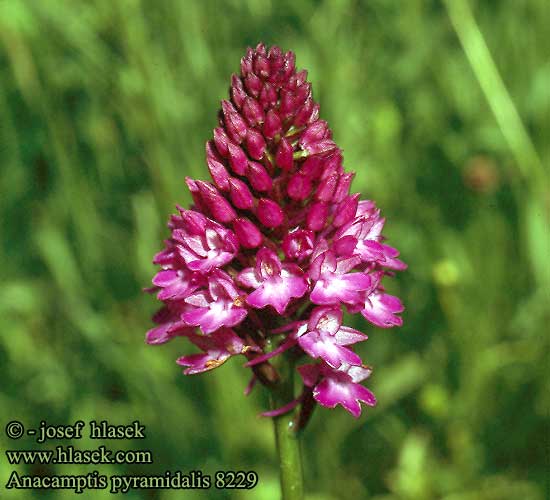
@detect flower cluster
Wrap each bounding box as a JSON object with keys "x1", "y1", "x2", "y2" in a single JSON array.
[{"x1": 147, "y1": 43, "x2": 406, "y2": 420}]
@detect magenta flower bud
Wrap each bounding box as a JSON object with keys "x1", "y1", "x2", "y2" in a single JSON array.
[
  {"x1": 306, "y1": 201, "x2": 329, "y2": 231},
  {"x1": 233, "y1": 217, "x2": 263, "y2": 248},
  {"x1": 245, "y1": 128, "x2": 266, "y2": 160},
  {"x1": 321, "y1": 150, "x2": 342, "y2": 173},
  {"x1": 303, "y1": 138, "x2": 337, "y2": 155},
  {"x1": 196, "y1": 180, "x2": 236, "y2": 223},
  {"x1": 276, "y1": 137, "x2": 294, "y2": 170},
  {"x1": 293, "y1": 98, "x2": 314, "y2": 128},
  {"x1": 221, "y1": 100, "x2": 248, "y2": 143},
  {"x1": 259, "y1": 82, "x2": 278, "y2": 109},
  {"x1": 309, "y1": 102, "x2": 320, "y2": 123},
  {"x1": 294, "y1": 82, "x2": 311, "y2": 108},
  {"x1": 318, "y1": 160, "x2": 338, "y2": 186},
  {"x1": 243, "y1": 97, "x2": 265, "y2": 126},
  {"x1": 253, "y1": 53, "x2": 270, "y2": 78},
  {"x1": 247, "y1": 161, "x2": 272, "y2": 192},
  {"x1": 177, "y1": 208, "x2": 207, "y2": 234},
  {"x1": 285, "y1": 74, "x2": 299, "y2": 88},
  {"x1": 297, "y1": 71, "x2": 309, "y2": 87},
  {"x1": 300, "y1": 120, "x2": 329, "y2": 147},
  {"x1": 240, "y1": 49, "x2": 254, "y2": 76},
  {"x1": 263, "y1": 109, "x2": 282, "y2": 140},
  {"x1": 230, "y1": 74, "x2": 247, "y2": 109},
  {"x1": 244, "y1": 73, "x2": 262, "y2": 97},
  {"x1": 300, "y1": 156, "x2": 324, "y2": 180},
  {"x1": 257, "y1": 198, "x2": 284, "y2": 228},
  {"x1": 287, "y1": 173, "x2": 312, "y2": 200},
  {"x1": 229, "y1": 177, "x2": 254, "y2": 210},
  {"x1": 227, "y1": 142, "x2": 248, "y2": 175},
  {"x1": 207, "y1": 166, "x2": 231, "y2": 194},
  {"x1": 147, "y1": 43, "x2": 406, "y2": 426},
  {"x1": 279, "y1": 89, "x2": 297, "y2": 118},
  {"x1": 267, "y1": 45, "x2": 283, "y2": 70},
  {"x1": 282, "y1": 50, "x2": 295, "y2": 79},
  {"x1": 333, "y1": 172, "x2": 355, "y2": 202},
  {"x1": 213, "y1": 127, "x2": 230, "y2": 157},
  {"x1": 315, "y1": 168, "x2": 339, "y2": 202},
  {"x1": 194, "y1": 179, "x2": 222, "y2": 201},
  {"x1": 290, "y1": 69, "x2": 308, "y2": 88},
  {"x1": 255, "y1": 42, "x2": 267, "y2": 56},
  {"x1": 333, "y1": 194, "x2": 360, "y2": 228},
  {"x1": 206, "y1": 145, "x2": 230, "y2": 191},
  {"x1": 185, "y1": 177, "x2": 207, "y2": 213}
]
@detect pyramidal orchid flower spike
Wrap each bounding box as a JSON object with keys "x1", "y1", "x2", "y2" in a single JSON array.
[{"x1": 146, "y1": 43, "x2": 406, "y2": 499}]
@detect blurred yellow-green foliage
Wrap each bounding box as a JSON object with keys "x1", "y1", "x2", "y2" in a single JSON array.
[{"x1": 1, "y1": 1, "x2": 548, "y2": 499}]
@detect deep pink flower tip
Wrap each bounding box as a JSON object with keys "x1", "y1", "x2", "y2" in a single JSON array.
[{"x1": 146, "y1": 43, "x2": 406, "y2": 422}]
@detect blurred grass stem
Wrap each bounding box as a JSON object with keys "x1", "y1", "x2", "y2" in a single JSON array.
[{"x1": 444, "y1": 0, "x2": 545, "y2": 190}]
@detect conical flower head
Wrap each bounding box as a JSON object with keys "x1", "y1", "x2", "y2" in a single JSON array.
[{"x1": 146, "y1": 43, "x2": 406, "y2": 423}]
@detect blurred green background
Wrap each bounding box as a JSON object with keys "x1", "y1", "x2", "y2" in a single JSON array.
[{"x1": 1, "y1": 0, "x2": 548, "y2": 499}]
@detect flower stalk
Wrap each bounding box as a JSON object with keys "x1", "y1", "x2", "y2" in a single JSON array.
[{"x1": 270, "y1": 352, "x2": 304, "y2": 500}]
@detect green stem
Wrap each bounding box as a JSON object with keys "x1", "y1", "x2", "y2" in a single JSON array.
[{"x1": 270, "y1": 353, "x2": 304, "y2": 500}]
